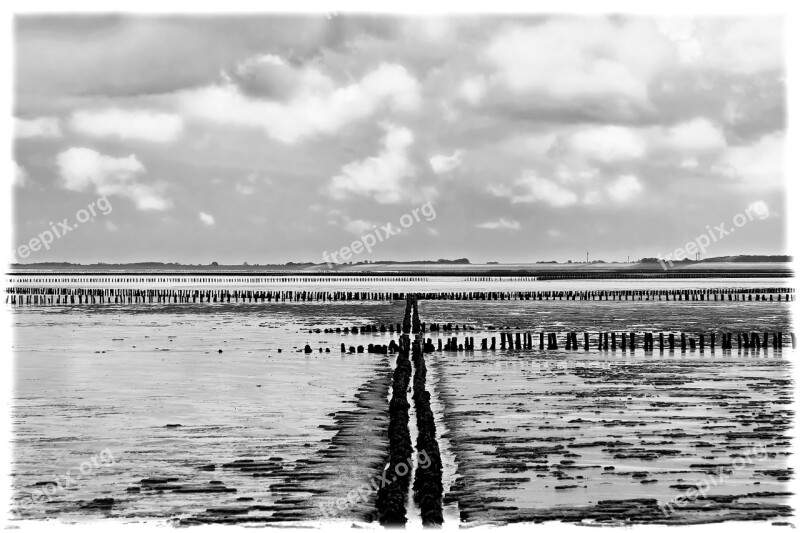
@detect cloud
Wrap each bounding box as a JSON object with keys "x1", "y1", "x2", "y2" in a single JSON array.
[
  {"x1": 476, "y1": 217, "x2": 520, "y2": 230},
  {"x1": 661, "y1": 118, "x2": 726, "y2": 153},
  {"x1": 458, "y1": 76, "x2": 488, "y2": 105},
  {"x1": 344, "y1": 219, "x2": 374, "y2": 234},
  {"x1": 232, "y1": 53, "x2": 334, "y2": 99},
  {"x1": 712, "y1": 132, "x2": 784, "y2": 188},
  {"x1": 491, "y1": 173, "x2": 579, "y2": 208},
  {"x1": 605, "y1": 174, "x2": 643, "y2": 202},
  {"x1": 552, "y1": 119, "x2": 727, "y2": 164},
  {"x1": 179, "y1": 62, "x2": 420, "y2": 143},
  {"x1": 56, "y1": 147, "x2": 171, "y2": 210},
  {"x1": 661, "y1": 18, "x2": 783, "y2": 75},
  {"x1": 13, "y1": 161, "x2": 28, "y2": 187},
  {"x1": 70, "y1": 109, "x2": 184, "y2": 143},
  {"x1": 487, "y1": 183, "x2": 512, "y2": 197},
  {"x1": 557, "y1": 126, "x2": 647, "y2": 163},
  {"x1": 327, "y1": 124, "x2": 415, "y2": 203},
  {"x1": 485, "y1": 18, "x2": 672, "y2": 106},
  {"x1": 430, "y1": 150, "x2": 464, "y2": 174},
  {"x1": 199, "y1": 212, "x2": 215, "y2": 226},
  {"x1": 15, "y1": 116, "x2": 62, "y2": 138},
  {"x1": 235, "y1": 183, "x2": 255, "y2": 195},
  {"x1": 680, "y1": 157, "x2": 699, "y2": 169}
]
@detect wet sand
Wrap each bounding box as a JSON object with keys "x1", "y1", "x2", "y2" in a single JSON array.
[
  {"x1": 9, "y1": 290, "x2": 795, "y2": 526},
  {"x1": 12, "y1": 302, "x2": 404, "y2": 523}
]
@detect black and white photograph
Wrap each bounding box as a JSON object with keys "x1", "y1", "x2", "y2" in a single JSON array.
[{"x1": 3, "y1": 2, "x2": 797, "y2": 530}]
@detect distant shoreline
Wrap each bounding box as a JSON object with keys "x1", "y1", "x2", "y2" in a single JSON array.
[{"x1": 5, "y1": 261, "x2": 794, "y2": 278}]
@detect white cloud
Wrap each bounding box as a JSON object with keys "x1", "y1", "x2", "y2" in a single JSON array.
[
  {"x1": 13, "y1": 161, "x2": 28, "y2": 187},
  {"x1": 179, "y1": 63, "x2": 420, "y2": 144},
  {"x1": 70, "y1": 109, "x2": 184, "y2": 143},
  {"x1": 199, "y1": 212, "x2": 215, "y2": 226},
  {"x1": 559, "y1": 126, "x2": 647, "y2": 163},
  {"x1": 476, "y1": 217, "x2": 520, "y2": 230},
  {"x1": 519, "y1": 174, "x2": 579, "y2": 207},
  {"x1": 343, "y1": 219, "x2": 374, "y2": 234},
  {"x1": 56, "y1": 147, "x2": 171, "y2": 210},
  {"x1": 489, "y1": 173, "x2": 579, "y2": 208},
  {"x1": 487, "y1": 183, "x2": 512, "y2": 197},
  {"x1": 606, "y1": 174, "x2": 643, "y2": 202},
  {"x1": 327, "y1": 124, "x2": 415, "y2": 204},
  {"x1": 661, "y1": 118, "x2": 726, "y2": 153},
  {"x1": 553, "y1": 119, "x2": 726, "y2": 165},
  {"x1": 235, "y1": 183, "x2": 255, "y2": 195},
  {"x1": 430, "y1": 150, "x2": 464, "y2": 174},
  {"x1": 556, "y1": 166, "x2": 600, "y2": 184},
  {"x1": 15, "y1": 116, "x2": 62, "y2": 139},
  {"x1": 459, "y1": 76, "x2": 488, "y2": 105},
  {"x1": 657, "y1": 18, "x2": 703, "y2": 63},
  {"x1": 485, "y1": 18, "x2": 672, "y2": 105},
  {"x1": 680, "y1": 157, "x2": 699, "y2": 169},
  {"x1": 240, "y1": 53, "x2": 286, "y2": 68},
  {"x1": 661, "y1": 18, "x2": 783, "y2": 75},
  {"x1": 713, "y1": 132, "x2": 784, "y2": 189}
]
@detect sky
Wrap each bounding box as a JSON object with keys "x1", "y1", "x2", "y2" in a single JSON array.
[{"x1": 10, "y1": 14, "x2": 787, "y2": 264}]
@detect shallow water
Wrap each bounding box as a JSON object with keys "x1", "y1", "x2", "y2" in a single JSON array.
[{"x1": 11, "y1": 302, "x2": 405, "y2": 522}]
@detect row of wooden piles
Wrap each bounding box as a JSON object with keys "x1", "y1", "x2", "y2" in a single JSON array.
[{"x1": 5, "y1": 287, "x2": 795, "y2": 304}]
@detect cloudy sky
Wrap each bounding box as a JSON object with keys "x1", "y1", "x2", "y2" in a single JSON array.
[{"x1": 11, "y1": 14, "x2": 786, "y2": 264}]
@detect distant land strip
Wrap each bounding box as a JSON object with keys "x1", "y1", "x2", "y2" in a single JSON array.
[{"x1": 6, "y1": 257, "x2": 794, "y2": 278}]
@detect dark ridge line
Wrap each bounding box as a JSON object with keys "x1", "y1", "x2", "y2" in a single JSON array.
[
  {"x1": 375, "y1": 298, "x2": 415, "y2": 526},
  {"x1": 411, "y1": 336, "x2": 444, "y2": 526}
]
